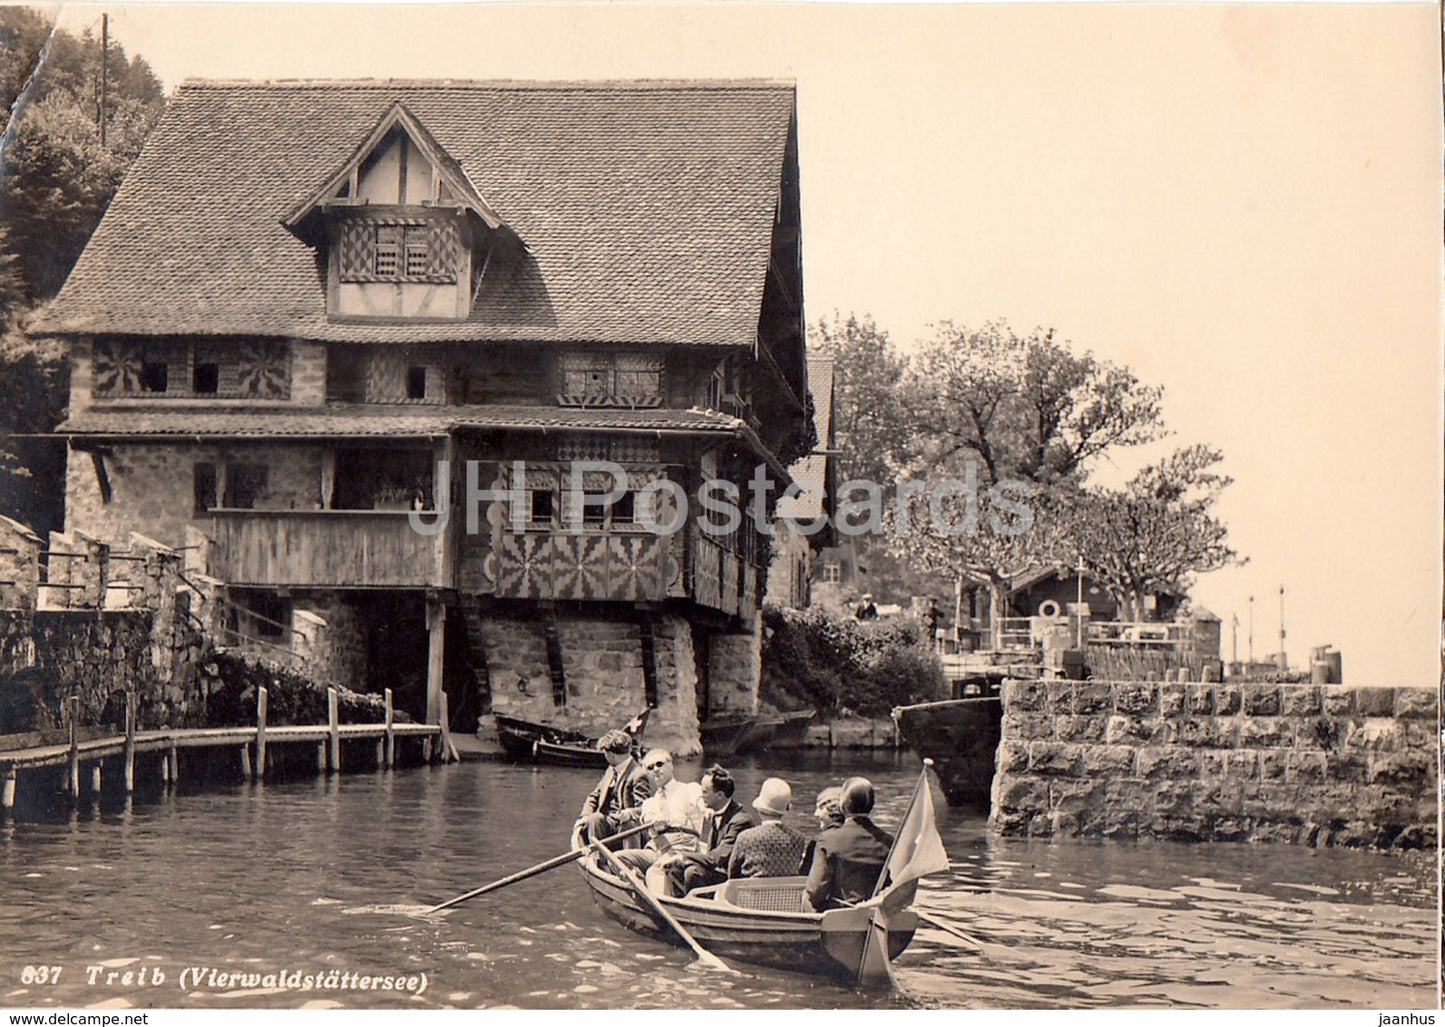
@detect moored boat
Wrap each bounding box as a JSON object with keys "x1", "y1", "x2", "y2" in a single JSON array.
[
  {"x1": 697, "y1": 712, "x2": 754, "y2": 756},
  {"x1": 892, "y1": 697, "x2": 1003, "y2": 808},
  {"x1": 495, "y1": 709, "x2": 649, "y2": 769},
  {"x1": 576, "y1": 855, "x2": 919, "y2": 986}
]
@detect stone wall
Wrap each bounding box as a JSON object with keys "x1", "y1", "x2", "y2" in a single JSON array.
[
  {"x1": 67, "y1": 442, "x2": 325, "y2": 548},
  {"x1": 483, "y1": 609, "x2": 702, "y2": 755},
  {"x1": 707, "y1": 617, "x2": 761, "y2": 715},
  {"x1": 990, "y1": 679, "x2": 1436, "y2": 849}
]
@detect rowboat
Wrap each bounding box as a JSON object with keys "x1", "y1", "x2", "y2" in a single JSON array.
[
  {"x1": 576, "y1": 854, "x2": 920, "y2": 986},
  {"x1": 494, "y1": 709, "x2": 649, "y2": 769}
]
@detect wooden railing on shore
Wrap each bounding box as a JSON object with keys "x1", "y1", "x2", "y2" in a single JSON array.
[{"x1": 0, "y1": 686, "x2": 454, "y2": 814}]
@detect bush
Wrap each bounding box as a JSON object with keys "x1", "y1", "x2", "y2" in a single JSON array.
[
  {"x1": 198, "y1": 649, "x2": 406, "y2": 727},
  {"x1": 760, "y1": 604, "x2": 946, "y2": 718}
]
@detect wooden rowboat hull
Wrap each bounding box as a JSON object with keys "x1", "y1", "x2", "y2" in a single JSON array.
[
  {"x1": 494, "y1": 711, "x2": 648, "y2": 769},
  {"x1": 577, "y1": 858, "x2": 918, "y2": 985}
]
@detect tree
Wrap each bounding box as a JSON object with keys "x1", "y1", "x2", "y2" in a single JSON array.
[
  {"x1": 809, "y1": 313, "x2": 912, "y2": 487},
  {"x1": 907, "y1": 320, "x2": 1165, "y2": 486},
  {"x1": 0, "y1": 8, "x2": 165, "y2": 536},
  {"x1": 1065, "y1": 444, "x2": 1243, "y2": 621},
  {"x1": 891, "y1": 320, "x2": 1169, "y2": 646}
]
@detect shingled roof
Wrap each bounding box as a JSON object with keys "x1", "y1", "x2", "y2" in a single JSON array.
[{"x1": 35, "y1": 79, "x2": 797, "y2": 347}]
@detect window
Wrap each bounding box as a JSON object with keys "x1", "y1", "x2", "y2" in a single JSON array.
[
  {"x1": 193, "y1": 463, "x2": 218, "y2": 516},
  {"x1": 612, "y1": 492, "x2": 635, "y2": 525},
  {"x1": 224, "y1": 464, "x2": 268, "y2": 510},
  {"x1": 821, "y1": 563, "x2": 841, "y2": 584},
  {"x1": 582, "y1": 490, "x2": 609, "y2": 525},
  {"x1": 338, "y1": 217, "x2": 457, "y2": 283},
  {"x1": 406, "y1": 366, "x2": 427, "y2": 400},
  {"x1": 557, "y1": 353, "x2": 662, "y2": 407},
  {"x1": 530, "y1": 490, "x2": 554, "y2": 523},
  {"x1": 193, "y1": 362, "x2": 219, "y2": 394},
  {"x1": 139, "y1": 361, "x2": 168, "y2": 393}
]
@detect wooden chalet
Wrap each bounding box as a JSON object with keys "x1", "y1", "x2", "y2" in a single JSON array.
[{"x1": 34, "y1": 80, "x2": 810, "y2": 754}]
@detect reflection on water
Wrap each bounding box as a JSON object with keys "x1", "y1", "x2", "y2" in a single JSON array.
[{"x1": 0, "y1": 751, "x2": 1433, "y2": 1009}]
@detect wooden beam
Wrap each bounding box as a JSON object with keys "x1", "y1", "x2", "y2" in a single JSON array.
[
  {"x1": 1, "y1": 765, "x2": 15, "y2": 811},
  {"x1": 425, "y1": 596, "x2": 445, "y2": 728},
  {"x1": 123, "y1": 692, "x2": 135, "y2": 793},
  {"x1": 327, "y1": 687, "x2": 341, "y2": 773},
  {"x1": 67, "y1": 697, "x2": 79, "y2": 798},
  {"x1": 384, "y1": 688, "x2": 395, "y2": 769},
  {"x1": 255, "y1": 686, "x2": 268, "y2": 780}
]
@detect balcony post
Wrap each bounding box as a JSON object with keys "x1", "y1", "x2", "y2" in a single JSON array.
[{"x1": 425, "y1": 594, "x2": 445, "y2": 730}]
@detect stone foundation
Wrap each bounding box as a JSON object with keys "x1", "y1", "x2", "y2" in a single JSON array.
[
  {"x1": 989, "y1": 679, "x2": 1436, "y2": 848},
  {"x1": 482, "y1": 608, "x2": 704, "y2": 756}
]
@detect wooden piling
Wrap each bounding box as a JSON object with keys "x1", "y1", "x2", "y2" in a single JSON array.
[
  {"x1": 123, "y1": 692, "x2": 135, "y2": 793},
  {"x1": 239, "y1": 744, "x2": 251, "y2": 779},
  {"x1": 438, "y1": 691, "x2": 458, "y2": 764},
  {"x1": 328, "y1": 687, "x2": 340, "y2": 773},
  {"x1": 66, "y1": 697, "x2": 79, "y2": 798},
  {"x1": 374, "y1": 739, "x2": 384, "y2": 769},
  {"x1": 91, "y1": 762, "x2": 102, "y2": 793},
  {"x1": 255, "y1": 687, "x2": 268, "y2": 780},
  {"x1": 316, "y1": 742, "x2": 325, "y2": 772},
  {"x1": 160, "y1": 748, "x2": 170, "y2": 784},
  {"x1": 384, "y1": 688, "x2": 395, "y2": 769},
  {"x1": 2, "y1": 765, "x2": 16, "y2": 811},
  {"x1": 167, "y1": 746, "x2": 178, "y2": 784}
]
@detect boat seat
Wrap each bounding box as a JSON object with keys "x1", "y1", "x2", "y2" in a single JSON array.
[{"x1": 714, "y1": 876, "x2": 808, "y2": 913}]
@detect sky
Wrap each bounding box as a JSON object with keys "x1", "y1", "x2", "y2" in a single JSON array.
[{"x1": 41, "y1": 1, "x2": 1445, "y2": 684}]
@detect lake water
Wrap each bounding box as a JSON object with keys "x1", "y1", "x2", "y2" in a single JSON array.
[{"x1": 0, "y1": 750, "x2": 1434, "y2": 1009}]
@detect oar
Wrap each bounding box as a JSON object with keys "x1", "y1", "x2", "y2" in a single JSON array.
[
  {"x1": 916, "y1": 910, "x2": 987, "y2": 950},
  {"x1": 425, "y1": 820, "x2": 655, "y2": 914},
  {"x1": 587, "y1": 840, "x2": 737, "y2": 975}
]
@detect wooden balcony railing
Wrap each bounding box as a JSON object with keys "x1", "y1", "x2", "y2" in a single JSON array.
[{"x1": 204, "y1": 509, "x2": 445, "y2": 588}]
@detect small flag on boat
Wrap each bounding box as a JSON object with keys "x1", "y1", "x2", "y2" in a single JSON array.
[{"x1": 881, "y1": 767, "x2": 950, "y2": 891}]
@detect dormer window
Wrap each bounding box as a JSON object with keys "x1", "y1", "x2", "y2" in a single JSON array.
[{"x1": 283, "y1": 102, "x2": 507, "y2": 323}]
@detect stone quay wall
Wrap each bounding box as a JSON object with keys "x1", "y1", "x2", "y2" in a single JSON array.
[{"x1": 990, "y1": 679, "x2": 1436, "y2": 849}]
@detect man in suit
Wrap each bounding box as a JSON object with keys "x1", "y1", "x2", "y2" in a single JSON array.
[
  {"x1": 802, "y1": 776, "x2": 895, "y2": 912},
  {"x1": 657, "y1": 765, "x2": 756, "y2": 896},
  {"x1": 573, "y1": 729, "x2": 653, "y2": 845}
]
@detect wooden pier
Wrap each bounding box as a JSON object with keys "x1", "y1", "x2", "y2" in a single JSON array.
[{"x1": 0, "y1": 686, "x2": 459, "y2": 812}]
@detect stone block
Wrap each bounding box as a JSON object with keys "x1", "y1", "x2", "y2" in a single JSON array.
[
  {"x1": 1298, "y1": 716, "x2": 1340, "y2": 750},
  {"x1": 1176, "y1": 717, "x2": 1237, "y2": 749},
  {"x1": 1212, "y1": 684, "x2": 1241, "y2": 716},
  {"x1": 1051, "y1": 809, "x2": 1089, "y2": 837},
  {"x1": 1184, "y1": 684, "x2": 1215, "y2": 715},
  {"x1": 1002, "y1": 711, "x2": 1055, "y2": 742},
  {"x1": 1199, "y1": 750, "x2": 1228, "y2": 779},
  {"x1": 1368, "y1": 750, "x2": 1431, "y2": 787},
  {"x1": 1097, "y1": 808, "x2": 1141, "y2": 839},
  {"x1": 1003, "y1": 678, "x2": 1047, "y2": 712},
  {"x1": 997, "y1": 740, "x2": 1031, "y2": 773},
  {"x1": 1055, "y1": 715, "x2": 1106, "y2": 743},
  {"x1": 1402, "y1": 721, "x2": 1435, "y2": 750},
  {"x1": 1159, "y1": 683, "x2": 1187, "y2": 717},
  {"x1": 1239, "y1": 717, "x2": 1293, "y2": 748},
  {"x1": 1105, "y1": 715, "x2": 1165, "y2": 745},
  {"x1": 1114, "y1": 682, "x2": 1159, "y2": 716},
  {"x1": 1049, "y1": 779, "x2": 1101, "y2": 813},
  {"x1": 1343, "y1": 718, "x2": 1403, "y2": 752},
  {"x1": 1279, "y1": 685, "x2": 1321, "y2": 717},
  {"x1": 1081, "y1": 744, "x2": 1135, "y2": 775},
  {"x1": 989, "y1": 809, "x2": 1032, "y2": 836},
  {"x1": 1325, "y1": 752, "x2": 1369, "y2": 783},
  {"x1": 994, "y1": 776, "x2": 1049, "y2": 810},
  {"x1": 1193, "y1": 781, "x2": 1244, "y2": 816},
  {"x1": 1391, "y1": 687, "x2": 1436, "y2": 720},
  {"x1": 1242, "y1": 684, "x2": 1280, "y2": 716},
  {"x1": 1046, "y1": 681, "x2": 1075, "y2": 714},
  {"x1": 1072, "y1": 682, "x2": 1113, "y2": 714},
  {"x1": 1225, "y1": 750, "x2": 1258, "y2": 779},
  {"x1": 1259, "y1": 750, "x2": 1292, "y2": 781},
  {"x1": 1137, "y1": 746, "x2": 1199, "y2": 779},
  {"x1": 1321, "y1": 687, "x2": 1354, "y2": 715},
  {"x1": 1028, "y1": 741, "x2": 1084, "y2": 776},
  {"x1": 1152, "y1": 812, "x2": 1209, "y2": 842},
  {"x1": 1286, "y1": 751, "x2": 1326, "y2": 782},
  {"x1": 1354, "y1": 687, "x2": 1395, "y2": 717},
  {"x1": 1211, "y1": 817, "x2": 1250, "y2": 842}
]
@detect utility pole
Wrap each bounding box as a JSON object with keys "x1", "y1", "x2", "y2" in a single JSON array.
[
  {"x1": 1247, "y1": 595, "x2": 1254, "y2": 664},
  {"x1": 1230, "y1": 613, "x2": 1238, "y2": 667},
  {"x1": 99, "y1": 13, "x2": 108, "y2": 147},
  {"x1": 1277, "y1": 585, "x2": 1287, "y2": 672}
]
